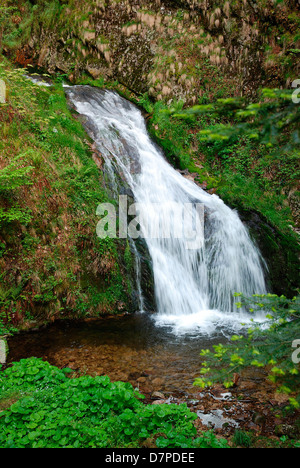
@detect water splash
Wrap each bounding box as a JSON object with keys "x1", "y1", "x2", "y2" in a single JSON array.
[{"x1": 65, "y1": 86, "x2": 268, "y2": 335}]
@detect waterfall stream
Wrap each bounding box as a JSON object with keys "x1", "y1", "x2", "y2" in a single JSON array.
[{"x1": 65, "y1": 86, "x2": 268, "y2": 336}]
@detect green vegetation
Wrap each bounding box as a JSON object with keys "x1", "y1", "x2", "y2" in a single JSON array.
[
  {"x1": 0, "y1": 59, "x2": 134, "y2": 334},
  {"x1": 0, "y1": 358, "x2": 229, "y2": 448},
  {"x1": 195, "y1": 293, "x2": 300, "y2": 410},
  {"x1": 232, "y1": 430, "x2": 253, "y2": 448},
  {"x1": 0, "y1": 0, "x2": 299, "y2": 252},
  {"x1": 0, "y1": 0, "x2": 299, "y2": 450},
  {"x1": 0, "y1": 4, "x2": 17, "y2": 53},
  {"x1": 0, "y1": 153, "x2": 34, "y2": 225},
  {"x1": 132, "y1": 87, "x2": 300, "y2": 297},
  {"x1": 173, "y1": 88, "x2": 299, "y2": 148},
  {"x1": 138, "y1": 89, "x2": 300, "y2": 237}
]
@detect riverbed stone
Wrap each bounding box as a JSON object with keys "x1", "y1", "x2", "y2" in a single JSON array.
[
  {"x1": 151, "y1": 377, "x2": 164, "y2": 388},
  {"x1": 151, "y1": 391, "x2": 165, "y2": 400},
  {"x1": 137, "y1": 376, "x2": 147, "y2": 383}
]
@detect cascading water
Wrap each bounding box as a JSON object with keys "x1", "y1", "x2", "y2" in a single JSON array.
[{"x1": 65, "y1": 86, "x2": 268, "y2": 335}]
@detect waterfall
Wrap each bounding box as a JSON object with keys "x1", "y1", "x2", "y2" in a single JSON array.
[{"x1": 65, "y1": 86, "x2": 268, "y2": 335}]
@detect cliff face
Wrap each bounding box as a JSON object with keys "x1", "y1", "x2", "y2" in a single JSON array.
[{"x1": 5, "y1": 0, "x2": 300, "y2": 103}]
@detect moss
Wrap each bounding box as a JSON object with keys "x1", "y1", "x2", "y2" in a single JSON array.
[
  {"x1": 234, "y1": 208, "x2": 300, "y2": 297},
  {"x1": 0, "y1": 59, "x2": 135, "y2": 331}
]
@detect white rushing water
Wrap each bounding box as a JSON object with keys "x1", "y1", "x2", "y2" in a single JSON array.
[
  {"x1": 66, "y1": 86, "x2": 268, "y2": 335},
  {"x1": 24, "y1": 74, "x2": 53, "y2": 87}
]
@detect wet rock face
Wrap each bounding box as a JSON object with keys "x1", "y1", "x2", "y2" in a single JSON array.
[
  {"x1": 114, "y1": 33, "x2": 154, "y2": 94},
  {"x1": 239, "y1": 209, "x2": 300, "y2": 297},
  {"x1": 17, "y1": 0, "x2": 299, "y2": 102},
  {"x1": 65, "y1": 85, "x2": 156, "y2": 313}
]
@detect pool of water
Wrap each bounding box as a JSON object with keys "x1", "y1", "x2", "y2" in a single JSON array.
[{"x1": 7, "y1": 313, "x2": 228, "y2": 398}]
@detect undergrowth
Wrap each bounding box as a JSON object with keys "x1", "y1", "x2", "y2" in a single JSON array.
[
  {"x1": 0, "y1": 358, "x2": 229, "y2": 449},
  {"x1": 0, "y1": 58, "x2": 134, "y2": 333}
]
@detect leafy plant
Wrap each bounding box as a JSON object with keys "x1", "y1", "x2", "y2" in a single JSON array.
[
  {"x1": 0, "y1": 358, "x2": 229, "y2": 448},
  {"x1": 233, "y1": 430, "x2": 253, "y2": 448},
  {"x1": 0, "y1": 153, "x2": 34, "y2": 226},
  {"x1": 0, "y1": 4, "x2": 17, "y2": 53},
  {"x1": 0, "y1": 58, "x2": 134, "y2": 327},
  {"x1": 171, "y1": 89, "x2": 300, "y2": 149},
  {"x1": 195, "y1": 294, "x2": 300, "y2": 411},
  {"x1": 0, "y1": 154, "x2": 33, "y2": 192}
]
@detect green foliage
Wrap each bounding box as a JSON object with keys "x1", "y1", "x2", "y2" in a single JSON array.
[
  {"x1": 0, "y1": 4, "x2": 17, "y2": 52},
  {"x1": 0, "y1": 5, "x2": 17, "y2": 22},
  {"x1": 184, "y1": 89, "x2": 300, "y2": 150},
  {"x1": 0, "y1": 273, "x2": 27, "y2": 335},
  {"x1": 140, "y1": 96, "x2": 193, "y2": 170},
  {"x1": 232, "y1": 430, "x2": 253, "y2": 448},
  {"x1": 0, "y1": 153, "x2": 33, "y2": 226},
  {"x1": 195, "y1": 294, "x2": 300, "y2": 411},
  {"x1": 38, "y1": 0, "x2": 62, "y2": 30},
  {"x1": 161, "y1": 87, "x2": 300, "y2": 241},
  {"x1": 0, "y1": 59, "x2": 134, "y2": 326},
  {"x1": 0, "y1": 358, "x2": 229, "y2": 448}
]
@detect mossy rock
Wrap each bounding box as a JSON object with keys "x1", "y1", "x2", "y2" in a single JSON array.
[{"x1": 238, "y1": 209, "x2": 300, "y2": 297}]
